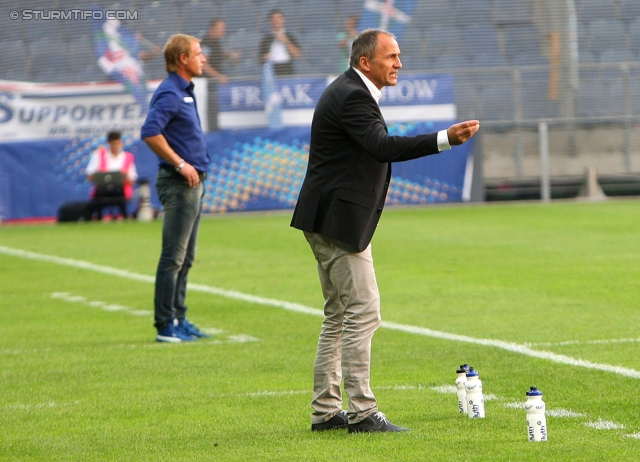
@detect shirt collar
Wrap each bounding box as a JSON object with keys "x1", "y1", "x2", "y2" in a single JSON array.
[
  {"x1": 352, "y1": 67, "x2": 382, "y2": 104},
  {"x1": 169, "y1": 72, "x2": 195, "y2": 92}
]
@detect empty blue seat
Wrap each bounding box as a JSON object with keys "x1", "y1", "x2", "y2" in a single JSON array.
[
  {"x1": 588, "y1": 19, "x2": 626, "y2": 55},
  {"x1": 576, "y1": 0, "x2": 618, "y2": 23},
  {"x1": 223, "y1": 0, "x2": 259, "y2": 33},
  {"x1": 424, "y1": 25, "x2": 463, "y2": 58},
  {"x1": 462, "y1": 24, "x2": 500, "y2": 57},
  {"x1": 599, "y1": 49, "x2": 635, "y2": 79},
  {"x1": 431, "y1": 54, "x2": 470, "y2": 70},
  {"x1": 28, "y1": 39, "x2": 69, "y2": 83},
  {"x1": 141, "y1": 3, "x2": 181, "y2": 40},
  {"x1": 492, "y1": 0, "x2": 533, "y2": 25},
  {"x1": 401, "y1": 27, "x2": 426, "y2": 60},
  {"x1": 0, "y1": 40, "x2": 28, "y2": 78},
  {"x1": 298, "y1": 0, "x2": 337, "y2": 33},
  {"x1": 181, "y1": 1, "x2": 219, "y2": 38},
  {"x1": 503, "y1": 25, "x2": 542, "y2": 59},
  {"x1": 338, "y1": 0, "x2": 364, "y2": 17},
  {"x1": 454, "y1": 0, "x2": 492, "y2": 29},
  {"x1": 0, "y1": 10, "x2": 22, "y2": 42},
  {"x1": 620, "y1": 0, "x2": 640, "y2": 24},
  {"x1": 412, "y1": 0, "x2": 455, "y2": 28},
  {"x1": 629, "y1": 19, "x2": 640, "y2": 55}
]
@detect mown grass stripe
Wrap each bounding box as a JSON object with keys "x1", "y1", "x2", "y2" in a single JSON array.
[{"x1": 2, "y1": 244, "x2": 639, "y2": 380}]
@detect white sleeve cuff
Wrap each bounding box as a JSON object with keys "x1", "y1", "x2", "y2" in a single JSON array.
[{"x1": 437, "y1": 129, "x2": 451, "y2": 152}]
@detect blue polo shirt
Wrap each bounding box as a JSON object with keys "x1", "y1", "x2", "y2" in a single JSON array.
[{"x1": 141, "y1": 72, "x2": 210, "y2": 172}]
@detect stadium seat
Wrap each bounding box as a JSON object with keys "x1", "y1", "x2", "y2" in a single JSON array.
[
  {"x1": 141, "y1": 3, "x2": 181, "y2": 41},
  {"x1": 454, "y1": 0, "x2": 492, "y2": 29},
  {"x1": 68, "y1": 34, "x2": 103, "y2": 81},
  {"x1": 588, "y1": 19, "x2": 627, "y2": 56},
  {"x1": 576, "y1": 80, "x2": 609, "y2": 118},
  {"x1": 181, "y1": 1, "x2": 219, "y2": 39},
  {"x1": 576, "y1": 0, "x2": 618, "y2": 23},
  {"x1": 510, "y1": 54, "x2": 549, "y2": 86},
  {"x1": 299, "y1": 28, "x2": 340, "y2": 75},
  {"x1": 492, "y1": 0, "x2": 533, "y2": 25},
  {"x1": 503, "y1": 25, "x2": 542, "y2": 59},
  {"x1": 578, "y1": 50, "x2": 600, "y2": 80},
  {"x1": 297, "y1": 0, "x2": 337, "y2": 34},
  {"x1": 577, "y1": 22, "x2": 591, "y2": 54},
  {"x1": 28, "y1": 39, "x2": 69, "y2": 83},
  {"x1": 424, "y1": 24, "x2": 463, "y2": 58},
  {"x1": 462, "y1": 24, "x2": 500, "y2": 58},
  {"x1": 430, "y1": 54, "x2": 471, "y2": 71},
  {"x1": 226, "y1": 0, "x2": 262, "y2": 34},
  {"x1": 598, "y1": 49, "x2": 635, "y2": 80},
  {"x1": 412, "y1": 0, "x2": 455, "y2": 28},
  {"x1": 0, "y1": 40, "x2": 28, "y2": 79},
  {"x1": 338, "y1": 0, "x2": 364, "y2": 18},
  {"x1": 0, "y1": 10, "x2": 21, "y2": 42},
  {"x1": 629, "y1": 19, "x2": 640, "y2": 55},
  {"x1": 504, "y1": 25, "x2": 542, "y2": 59},
  {"x1": 401, "y1": 27, "x2": 426, "y2": 62},
  {"x1": 607, "y1": 81, "x2": 628, "y2": 117},
  {"x1": 471, "y1": 53, "x2": 508, "y2": 68},
  {"x1": 620, "y1": 0, "x2": 640, "y2": 25}
]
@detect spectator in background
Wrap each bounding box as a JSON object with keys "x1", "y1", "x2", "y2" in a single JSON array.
[
  {"x1": 336, "y1": 15, "x2": 359, "y2": 72},
  {"x1": 201, "y1": 18, "x2": 240, "y2": 131},
  {"x1": 259, "y1": 9, "x2": 301, "y2": 76},
  {"x1": 86, "y1": 130, "x2": 137, "y2": 220}
]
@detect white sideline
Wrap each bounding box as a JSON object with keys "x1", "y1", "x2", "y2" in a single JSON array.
[{"x1": 2, "y1": 245, "x2": 640, "y2": 380}]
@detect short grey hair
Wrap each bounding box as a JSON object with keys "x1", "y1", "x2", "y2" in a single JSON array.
[{"x1": 349, "y1": 28, "x2": 396, "y2": 69}]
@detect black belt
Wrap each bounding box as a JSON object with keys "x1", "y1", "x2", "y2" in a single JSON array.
[{"x1": 160, "y1": 164, "x2": 207, "y2": 181}]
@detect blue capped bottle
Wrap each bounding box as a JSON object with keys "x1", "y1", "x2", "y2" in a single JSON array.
[
  {"x1": 465, "y1": 367, "x2": 485, "y2": 418},
  {"x1": 525, "y1": 387, "x2": 547, "y2": 441}
]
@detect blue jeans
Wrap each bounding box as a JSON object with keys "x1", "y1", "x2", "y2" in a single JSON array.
[{"x1": 154, "y1": 168, "x2": 204, "y2": 328}]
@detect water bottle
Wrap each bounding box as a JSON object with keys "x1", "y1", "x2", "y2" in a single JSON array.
[
  {"x1": 455, "y1": 364, "x2": 469, "y2": 414},
  {"x1": 525, "y1": 387, "x2": 547, "y2": 442},
  {"x1": 465, "y1": 367, "x2": 485, "y2": 418}
]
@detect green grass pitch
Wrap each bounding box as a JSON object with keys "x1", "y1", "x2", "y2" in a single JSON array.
[{"x1": 1, "y1": 200, "x2": 639, "y2": 460}]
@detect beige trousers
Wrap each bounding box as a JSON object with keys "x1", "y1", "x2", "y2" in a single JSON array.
[{"x1": 304, "y1": 232, "x2": 381, "y2": 424}]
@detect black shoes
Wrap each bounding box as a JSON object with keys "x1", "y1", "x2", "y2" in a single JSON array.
[
  {"x1": 311, "y1": 410, "x2": 349, "y2": 431},
  {"x1": 312, "y1": 410, "x2": 409, "y2": 433},
  {"x1": 347, "y1": 412, "x2": 409, "y2": 433}
]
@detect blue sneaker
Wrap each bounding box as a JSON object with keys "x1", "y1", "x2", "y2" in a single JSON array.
[
  {"x1": 177, "y1": 318, "x2": 211, "y2": 339},
  {"x1": 156, "y1": 322, "x2": 196, "y2": 343}
]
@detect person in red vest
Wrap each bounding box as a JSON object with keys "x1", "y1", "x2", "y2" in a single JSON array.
[{"x1": 86, "y1": 130, "x2": 138, "y2": 219}]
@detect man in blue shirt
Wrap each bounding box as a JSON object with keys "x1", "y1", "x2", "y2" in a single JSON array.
[{"x1": 141, "y1": 33, "x2": 211, "y2": 342}]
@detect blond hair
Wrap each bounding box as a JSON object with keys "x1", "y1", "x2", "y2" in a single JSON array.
[{"x1": 163, "y1": 33, "x2": 199, "y2": 72}]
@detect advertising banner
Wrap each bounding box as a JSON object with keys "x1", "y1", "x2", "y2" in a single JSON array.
[{"x1": 0, "y1": 73, "x2": 469, "y2": 221}]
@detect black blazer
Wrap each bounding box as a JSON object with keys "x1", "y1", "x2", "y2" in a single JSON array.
[{"x1": 291, "y1": 68, "x2": 442, "y2": 251}]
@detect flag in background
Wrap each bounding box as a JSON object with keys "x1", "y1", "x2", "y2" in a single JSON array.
[
  {"x1": 358, "y1": 0, "x2": 416, "y2": 40},
  {"x1": 92, "y1": 15, "x2": 149, "y2": 115}
]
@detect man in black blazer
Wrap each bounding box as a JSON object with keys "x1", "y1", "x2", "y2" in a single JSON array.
[{"x1": 291, "y1": 29, "x2": 479, "y2": 433}]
